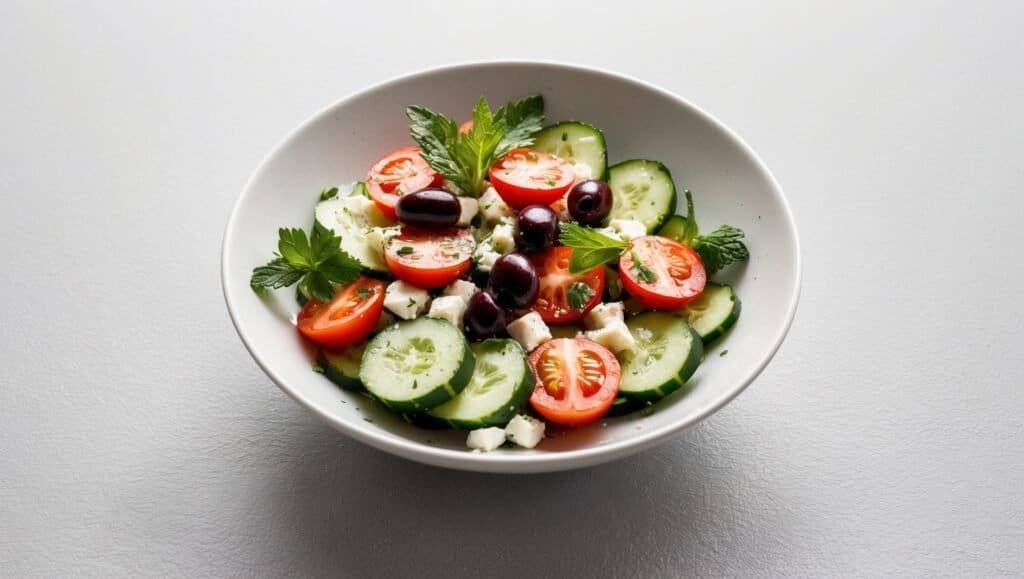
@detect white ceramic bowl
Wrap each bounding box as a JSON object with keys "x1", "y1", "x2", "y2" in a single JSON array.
[{"x1": 222, "y1": 61, "x2": 800, "y2": 473}]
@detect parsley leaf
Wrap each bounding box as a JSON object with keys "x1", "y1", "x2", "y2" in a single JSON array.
[
  {"x1": 629, "y1": 250, "x2": 659, "y2": 283},
  {"x1": 407, "y1": 95, "x2": 544, "y2": 195},
  {"x1": 558, "y1": 223, "x2": 628, "y2": 273},
  {"x1": 680, "y1": 190, "x2": 700, "y2": 244},
  {"x1": 250, "y1": 227, "x2": 362, "y2": 302},
  {"x1": 695, "y1": 225, "x2": 749, "y2": 274},
  {"x1": 567, "y1": 282, "x2": 595, "y2": 310},
  {"x1": 319, "y1": 187, "x2": 339, "y2": 201}
]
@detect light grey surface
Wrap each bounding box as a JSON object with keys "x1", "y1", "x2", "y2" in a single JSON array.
[{"x1": 1, "y1": 1, "x2": 1021, "y2": 577}]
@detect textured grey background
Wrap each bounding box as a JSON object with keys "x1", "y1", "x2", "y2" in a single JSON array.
[{"x1": 2, "y1": 1, "x2": 1022, "y2": 577}]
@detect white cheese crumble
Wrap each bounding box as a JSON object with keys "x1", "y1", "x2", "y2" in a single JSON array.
[
  {"x1": 506, "y1": 311, "x2": 552, "y2": 353},
  {"x1": 441, "y1": 279, "x2": 478, "y2": 304},
  {"x1": 473, "y1": 240, "x2": 502, "y2": 273},
  {"x1": 479, "y1": 186, "x2": 514, "y2": 225},
  {"x1": 608, "y1": 219, "x2": 648, "y2": 241},
  {"x1": 383, "y1": 280, "x2": 430, "y2": 320},
  {"x1": 491, "y1": 222, "x2": 516, "y2": 254},
  {"x1": 572, "y1": 162, "x2": 594, "y2": 184},
  {"x1": 466, "y1": 427, "x2": 506, "y2": 452},
  {"x1": 504, "y1": 414, "x2": 545, "y2": 449},
  {"x1": 456, "y1": 197, "x2": 479, "y2": 227},
  {"x1": 583, "y1": 301, "x2": 625, "y2": 330},
  {"x1": 584, "y1": 319, "x2": 636, "y2": 353},
  {"x1": 427, "y1": 295, "x2": 468, "y2": 328}
]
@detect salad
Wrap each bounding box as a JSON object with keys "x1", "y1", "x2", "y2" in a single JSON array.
[{"x1": 250, "y1": 95, "x2": 749, "y2": 452}]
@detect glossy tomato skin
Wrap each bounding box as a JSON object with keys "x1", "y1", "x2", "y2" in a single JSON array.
[
  {"x1": 489, "y1": 149, "x2": 575, "y2": 209},
  {"x1": 366, "y1": 147, "x2": 442, "y2": 220},
  {"x1": 619, "y1": 236, "x2": 707, "y2": 310},
  {"x1": 530, "y1": 246, "x2": 605, "y2": 323},
  {"x1": 528, "y1": 338, "x2": 621, "y2": 427},
  {"x1": 384, "y1": 227, "x2": 475, "y2": 289},
  {"x1": 296, "y1": 277, "x2": 385, "y2": 348}
]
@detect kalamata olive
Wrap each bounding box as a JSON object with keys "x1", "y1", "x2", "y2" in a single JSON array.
[
  {"x1": 395, "y1": 188, "x2": 460, "y2": 228},
  {"x1": 465, "y1": 291, "x2": 506, "y2": 339},
  {"x1": 514, "y1": 205, "x2": 559, "y2": 254},
  {"x1": 488, "y1": 253, "x2": 539, "y2": 309},
  {"x1": 567, "y1": 180, "x2": 613, "y2": 226}
]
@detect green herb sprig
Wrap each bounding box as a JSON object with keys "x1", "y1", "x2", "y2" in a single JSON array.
[
  {"x1": 250, "y1": 227, "x2": 362, "y2": 302},
  {"x1": 675, "y1": 190, "x2": 750, "y2": 274}
]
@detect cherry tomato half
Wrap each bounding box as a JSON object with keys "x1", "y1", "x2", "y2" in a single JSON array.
[
  {"x1": 618, "y1": 236, "x2": 707, "y2": 310},
  {"x1": 489, "y1": 148, "x2": 575, "y2": 209},
  {"x1": 530, "y1": 246, "x2": 605, "y2": 323},
  {"x1": 366, "y1": 147, "x2": 442, "y2": 220},
  {"x1": 529, "y1": 338, "x2": 621, "y2": 427},
  {"x1": 297, "y1": 277, "x2": 385, "y2": 348},
  {"x1": 384, "y1": 226, "x2": 475, "y2": 289}
]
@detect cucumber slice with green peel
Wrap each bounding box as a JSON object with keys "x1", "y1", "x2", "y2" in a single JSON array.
[
  {"x1": 314, "y1": 194, "x2": 394, "y2": 275},
  {"x1": 618, "y1": 312, "x2": 702, "y2": 401},
  {"x1": 681, "y1": 284, "x2": 741, "y2": 344},
  {"x1": 531, "y1": 121, "x2": 608, "y2": 179},
  {"x1": 656, "y1": 214, "x2": 689, "y2": 242},
  {"x1": 606, "y1": 160, "x2": 677, "y2": 233},
  {"x1": 424, "y1": 339, "x2": 534, "y2": 429},
  {"x1": 318, "y1": 343, "x2": 367, "y2": 392},
  {"x1": 359, "y1": 318, "x2": 475, "y2": 412}
]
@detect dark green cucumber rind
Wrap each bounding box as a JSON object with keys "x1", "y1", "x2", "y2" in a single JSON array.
[
  {"x1": 619, "y1": 316, "x2": 703, "y2": 402},
  {"x1": 605, "y1": 396, "x2": 648, "y2": 417},
  {"x1": 317, "y1": 349, "x2": 365, "y2": 392},
  {"x1": 359, "y1": 321, "x2": 476, "y2": 413},
  {"x1": 350, "y1": 181, "x2": 370, "y2": 198},
  {"x1": 684, "y1": 285, "x2": 742, "y2": 344},
  {"x1": 657, "y1": 214, "x2": 689, "y2": 242},
  {"x1": 425, "y1": 339, "x2": 535, "y2": 429},
  {"x1": 606, "y1": 159, "x2": 678, "y2": 233},
  {"x1": 532, "y1": 121, "x2": 608, "y2": 179}
]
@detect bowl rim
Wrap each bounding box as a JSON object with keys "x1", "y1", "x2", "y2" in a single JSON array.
[{"x1": 221, "y1": 60, "x2": 802, "y2": 473}]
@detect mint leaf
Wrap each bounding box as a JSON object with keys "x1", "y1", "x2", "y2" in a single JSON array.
[
  {"x1": 559, "y1": 222, "x2": 628, "y2": 273},
  {"x1": 407, "y1": 105, "x2": 464, "y2": 188},
  {"x1": 494, "y1": 94, "x2": 544, "y2": 156},
  {"x1": 567, "y1": 282, "x2": 595, "y2": 310},
  {"x1": 695, "y1": 225, "x2": 749, "y2": 274}
]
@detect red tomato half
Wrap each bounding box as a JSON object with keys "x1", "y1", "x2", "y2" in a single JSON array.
[
  {"x1": 366, "y1": 147, "x2": 442, "y2": 220},
  {"x1": 529, "y1": 338, "x2": 621, "y2": 427},
  {"x1": 488, "y1": 148, "x2": 575, "y2": 209},
  {"x1": 384, "y1": 227, "x2": 475, "y2": 288},
  {"x1": 530, "y1": 246, "x2": 605, "y2": 323},
  {"x1": 297, "y1": 277, "x2": 385, "y2": 348},
  {"x1": 619, "y1": 236, "x2": 707, "y2": 310}
]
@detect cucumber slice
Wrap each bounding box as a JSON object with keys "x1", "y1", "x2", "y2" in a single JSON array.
[
  {"x1": 532, "y1": 121, "x2": 607, "y2": 179},
  {"x1": 656, "y1": 214, "x2": 689, "y2": 242},
  {"x1": 681, "y1": 284, "x2": 741, "y2": 344},
  {"x1": 606, "y1": 160, "x2": 677, "y2": 233},
  {"x1": 317, "y1": 343, "x2": 366, "y2": 392},
  {"x1": 425, "y1": 339, "x2": 534, "y2": 429},
  {"x1": 359, "y1": 318, "x2": 475, "y2": 412},
  {"x1": 618, "y1": 312, "x2": 702, "y2": 401},
  {"x1": 314, "y1": 193, "x2": 394, "y2": 275}
]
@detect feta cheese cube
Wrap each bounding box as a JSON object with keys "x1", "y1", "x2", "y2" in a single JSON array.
[
  {"x1": 584, "y1": 319, "x2": 635, "y2": 353},
  {"x1": 572, "y1": 162, "x2": 594, "y2": 184},
  {"x1": 456, "y1": 197, "x2": 479, "y2": 227},
  {"x1": 479, "y1": 186, "x2": 513, "y2": 225},
  {"x1": 506, "y1": 311, "x2": 552, "y2": 353},
  {"x1": 608, "y1": 219, "x2": 648, "y2": 242},
  {"x1": 473, "y1": 241, "x2": 501, "y2": 272},
  {"x1": 427, "y1": 296, "x2": 468, "y2": 328},
  {"x1": 584, "y1": 301, "x2": 625, "y2": 330},
  {"x1": 466, "y1": 427, "x2": 506, "y2": 452},
  {"x1": 383, "y1": 280, "x2": 430, "y2": 320},
  {"x1": 491, "y1": 222, "x2": 516, "y2": 254},
  {"x1": 441, "y1": 279, "x2": 478, "y2": 304},
  {"x1": 504, "y1": 414, "x2": 545, "y2": 449}
]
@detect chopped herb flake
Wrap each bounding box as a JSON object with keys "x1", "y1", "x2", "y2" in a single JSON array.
[{"x1": 397, "y1": 246, "x2": 415, "y2": 256}]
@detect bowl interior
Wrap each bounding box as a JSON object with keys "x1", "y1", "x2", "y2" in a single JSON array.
[{"x1": 222, "y1": 62, "x2": 800, "y2": 473}]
